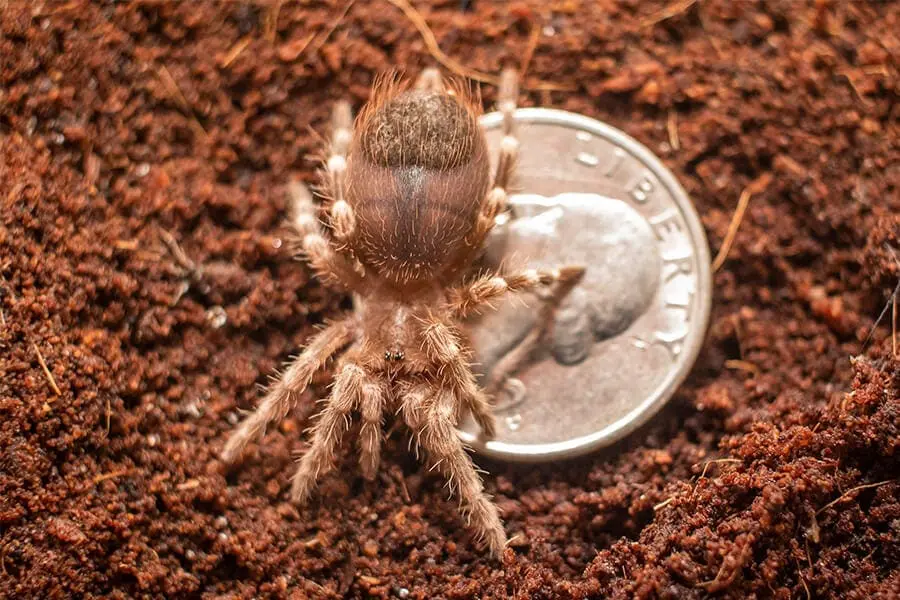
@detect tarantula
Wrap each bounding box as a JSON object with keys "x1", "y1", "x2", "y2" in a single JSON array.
[{"x1": 221, "y1": 68, "x2": 583, "y2": 557}]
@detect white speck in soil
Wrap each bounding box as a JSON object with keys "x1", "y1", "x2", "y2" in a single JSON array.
[{"x1": 206, "y1": 306, "x2": 227, "y2": 329}]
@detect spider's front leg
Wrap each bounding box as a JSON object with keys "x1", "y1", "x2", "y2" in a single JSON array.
[
  {"x1": 447, "y1": 266, "x2": 585, "y2": 319},
  {"x1": 419, "y1": 316, "x2": 496, "y2": 438},
  {"x1": 448, "y1": 266, "x2": 585, "y2": 397},
  {"x1": 358, "y1": 378, "x2": 388, "y2": 480},
  {"x1": 290, "y1": 352, "x2": 387, "y2": 502},
  {"x1": 221, "y1": 318, "x2": 356, "y2": 464},
  {"x1": 400, "y1": 381, "x2": 506, "y2": 558}
]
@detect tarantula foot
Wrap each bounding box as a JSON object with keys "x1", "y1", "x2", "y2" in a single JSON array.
[
  {"x1": 290, "y1": 468, "x2": 317, "y2": 505},
  {"x1": 290, "y1": 483, "x2": 314, "y2": 506},
  {"x1": 473, "y1": 506, "x2": 507, "y2": 560},
  {"x1": 559, "y1": 264, "x2": 587, "y2": 285},
  {"x1": 360, "y1": 463, "x2": 379, "y2": 481},
  {"x1": 485, "y1": 528, "x2": 507, "y2": 560}
]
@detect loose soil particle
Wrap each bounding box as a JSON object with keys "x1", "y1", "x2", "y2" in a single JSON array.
[{"x1": 1, "y1": 1, "x2": 899, "y2": 598}]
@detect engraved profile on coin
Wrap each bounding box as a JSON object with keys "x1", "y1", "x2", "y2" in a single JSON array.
[
  {"x1": 459, "y1": 109, "x2": 712, "y2": 461},
  {"x1": 472, "y1": 193, "x2": 661, "y2": 369}
]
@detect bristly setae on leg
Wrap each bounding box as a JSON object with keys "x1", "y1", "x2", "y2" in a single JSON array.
[{"x1": 222, "y1": 67, "x2": 585, "y2": 559}]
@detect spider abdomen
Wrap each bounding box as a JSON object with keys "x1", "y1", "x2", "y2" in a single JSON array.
[{"x1": 346, "y1": 89, "x2": 491, "y2": 284}]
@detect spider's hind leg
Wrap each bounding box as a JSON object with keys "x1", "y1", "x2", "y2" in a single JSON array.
[
  {"x1": 322, "y1": 99, "x2": 357, "y2": 245},
  {"x1": 468, "y1": 68, "x2": 522, "y2": 249},
  {"x1": 289, "y1": 181, "x2": 363, "y2": 290}
]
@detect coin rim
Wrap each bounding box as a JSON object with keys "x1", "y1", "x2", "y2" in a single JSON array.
[{"x1": 458, "y1": 107, "x2": 713, "y2": 462}]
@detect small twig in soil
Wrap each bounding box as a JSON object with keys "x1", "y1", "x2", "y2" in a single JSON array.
[
  {"x1": 816, "y1": 480, "x2": 894, "y2": 515},
  {"x1": 177, "y1": 479, "x2": 201, "y2": 491},
  {"x1": 724, "y1": 359, "x2": 759, "y2": 374},
  {"x1": 893, "y1": 291, "x2": 897, "y2": 358},
  {"x1": 338, "y1": 545, "x2": 358, "y2": 595},
  {"x1": 92, "y1": 469, "x2": 135, "y2": 485},
  {"x1": 519, "y1": 20, "x2": 541, "y2": 81},
  {"x1": 688, "y1": 458, "x2": 741, "y2": 503},
  {"x1": 157, "y1": 65, "x2": 210, "y2": 143},
  {"x1": 696, "y1": 458, "x2": 741, "y2": 480},
  {"x1": 694, "y1": 458, "x2": 739, "y2": 486},
  {"x1": 861, "y1": 244, "x2": 900, "y2": 356},
  {"x1": 82, "y1": 142, "x2": 100, "y2": 187},
  {"x1": 711, "y1": 173, "x2": 772, "y2": 272},
  {"x1": 0, "y1": 270, "x2": 14, "y2": 327},
  {"x1": 653, "y1": 496, "x2": 674, "y2": 511},
  {"x1": 113, "y1": 239, "x2": 140, "y2": 251},
  {"x1": 385, "y1": 0, "x2": 574, "y2": 92},
  {"x1": 797, "y1": 559, "x2": 812, "y2": 600},
  {"x1": 641, "y1": 0, "x2": 699, "y2": 28},
  {"x1": 159, "y1": 228, "x2": 213, "y2": 303},
  {"x1": 264, "y1": 0, "x2": 283, "y2": 43},
  {"x1": 890, "y1": 245, "x2": 899, "y2": 358},
  {"x1": 667, "y1": 109, "x2": 680, "y2": 150},
  {"x1": 385, "y1": 0, "x2": 493, "y2": 85},
  {"x1": 33, "y1": 1, "x2": 79, "y2": 15},
  {"x1": 33, "y1": 342, "x2": 61, "y2": 397},
  {"x1": 0, "y1": 543, "x2": 9, "y2": 576},
  {"x1": 390, "y1": 465, "x2": 411, "y2": 503},
  {"x1": 221, "y1": 35, "x2": 253, "y2": 68},
  {"x1": 159, "y1": 228, "x2": 208, "y2": 282},
  {"x1": 307, "y1": 0, "x2": 356, "y2": 56},
  {"x1": 837, "y1": 70, "x2": 873, "y2": 106},
  {"x1": 158, "y1": 228, "x2": 198, "y2": 274}
]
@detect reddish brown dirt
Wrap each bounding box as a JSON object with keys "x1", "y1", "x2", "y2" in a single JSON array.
[{"x1": 2, "y1": 1, "x2": 899, "y2": 598}]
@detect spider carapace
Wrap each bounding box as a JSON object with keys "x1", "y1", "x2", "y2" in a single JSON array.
[{"x1": 222, "y1": 68, "x2": 583, "y2": 557}]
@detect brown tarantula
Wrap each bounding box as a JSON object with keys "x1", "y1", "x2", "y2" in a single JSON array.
[{"x1": 221, "y1": 68, "x2": 583, "y2": 557}]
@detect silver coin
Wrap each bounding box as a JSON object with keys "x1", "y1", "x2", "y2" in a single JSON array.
[{"x1": 458, "y1": 108, "x2": 712, "y2": 462}]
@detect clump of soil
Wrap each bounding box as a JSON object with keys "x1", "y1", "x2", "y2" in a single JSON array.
[{"x1": 1, "y1": 1, "x2": 898, "y2": 598}]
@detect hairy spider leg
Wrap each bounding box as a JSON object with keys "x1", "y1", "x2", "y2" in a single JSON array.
[
  {"x1": 400, "y1": 381, "x2": 506, "y2": 558},
  {"x1": 468, "y1": 68, "x2": 521, "y2": 248},
  {"x1": 358, "y1": 378, "x2": 388, "y2": 479},
  {"x1": 221, "y1": 318, "x2": 356, "y2": 464},
  {"x1": 323, "y1": 100, "x2": 358, "y2": 246},
  {"x1": 418, "y1": 315, "x2": 496, "y2": 438},
  {"x1": 291, "y1": 355, "x2": 367, "y2": 503},
  {"x1": 288, "y1": 181, "x2": 362, "y2": 289}
]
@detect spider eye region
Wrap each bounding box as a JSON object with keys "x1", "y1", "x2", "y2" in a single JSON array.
[{"x1": 384, "y1": 349, "x2": 405, "y2": 362}]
